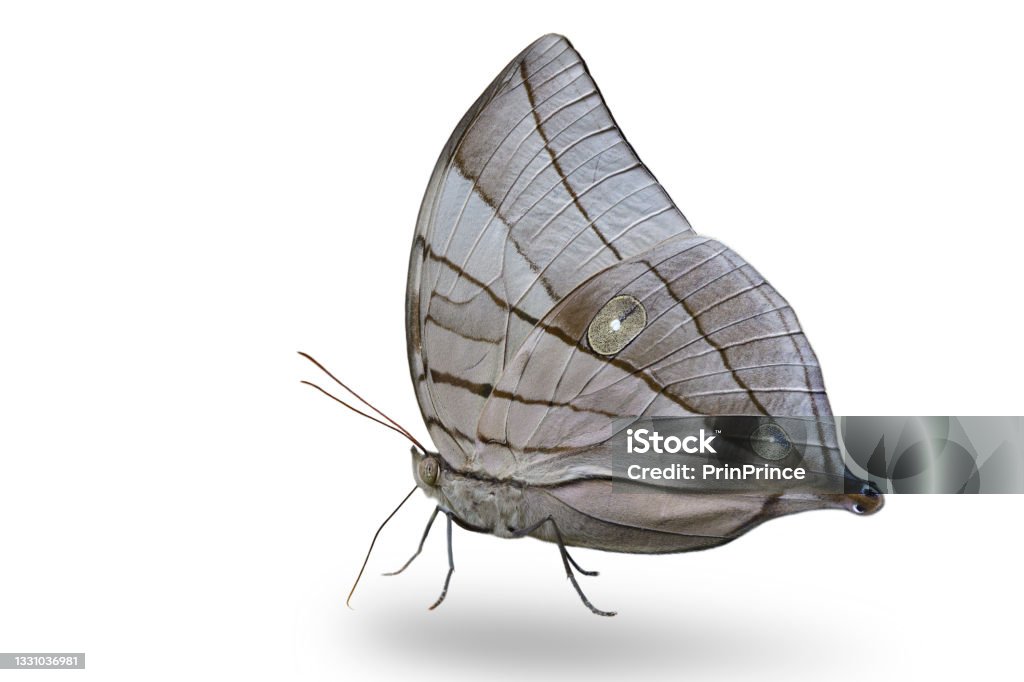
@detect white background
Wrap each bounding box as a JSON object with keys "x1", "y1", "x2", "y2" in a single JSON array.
[{"x1": 2, "y1": 2, "x2": 1022, "y2": 680}]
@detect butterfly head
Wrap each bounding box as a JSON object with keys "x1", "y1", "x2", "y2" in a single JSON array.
[{"x1": 411, "y1": 447, "x2": 442, "y2": 490}]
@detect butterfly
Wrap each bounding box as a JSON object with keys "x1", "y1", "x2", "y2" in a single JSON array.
[{"x1": 304, "y1": 33, "x2": 883, "y2": 616}]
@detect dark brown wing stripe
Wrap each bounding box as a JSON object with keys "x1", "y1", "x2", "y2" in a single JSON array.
[
  {"x1": 647, "y1": 258, "x2": 771, "y2": 415},
  {"x1": 429, "y1": 368, "x2": 620, "y2": 418},
  {"x1": 423, "y1": 241, "x2": 541, "y2": 326},
  {"x1": 520, "y1": 61, "x2": 624, "y2": 261}
]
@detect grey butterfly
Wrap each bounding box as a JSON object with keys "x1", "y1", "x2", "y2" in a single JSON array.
[{"x1": 312, "y1": 33, "x2": 882, "y2": 617}]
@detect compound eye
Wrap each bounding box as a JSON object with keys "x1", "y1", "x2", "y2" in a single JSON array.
[{"x1": 419, "y1": 457, "x2": 439, "y2": 486}]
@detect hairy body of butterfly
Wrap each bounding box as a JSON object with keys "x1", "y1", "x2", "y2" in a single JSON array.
[{"x1": 357, "y1": 34, "x2": 883, "y2": 616}]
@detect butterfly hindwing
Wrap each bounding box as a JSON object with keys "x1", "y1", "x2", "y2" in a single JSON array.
[{"x1": 473, "y1": 232, "x2": 845, "y2": 488}]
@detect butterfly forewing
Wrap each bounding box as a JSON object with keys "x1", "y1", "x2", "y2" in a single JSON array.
[{"x1": 407, "y1": 34, "x2": 694, "y2": 466}]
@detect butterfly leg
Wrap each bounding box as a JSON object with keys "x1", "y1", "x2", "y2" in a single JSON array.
[
  {"x1": 382, "y1": 506, "x2": 440, "y2": 576},
  {"x1": 512, "y1": 517, "x2": 615, "y2": 617},
  {"x1": 428, "y1": 512, "x2": 455, "y2": 610},
  {"x1": 564, "y1": 549, "x2": 599, "y2": 577}
]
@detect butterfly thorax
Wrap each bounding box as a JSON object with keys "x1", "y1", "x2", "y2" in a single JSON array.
[{"x1": 412, "y1": 450, "x2": 531, "y2": 538}]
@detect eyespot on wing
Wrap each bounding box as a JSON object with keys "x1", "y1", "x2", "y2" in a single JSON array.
[{"x1": 587, "y1": 295, "x2": 647, "y2": 356}]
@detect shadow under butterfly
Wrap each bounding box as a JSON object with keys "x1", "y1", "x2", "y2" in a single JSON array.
[{"x1": 304, "y1": 33, "x2": 883, "y2": 616}]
